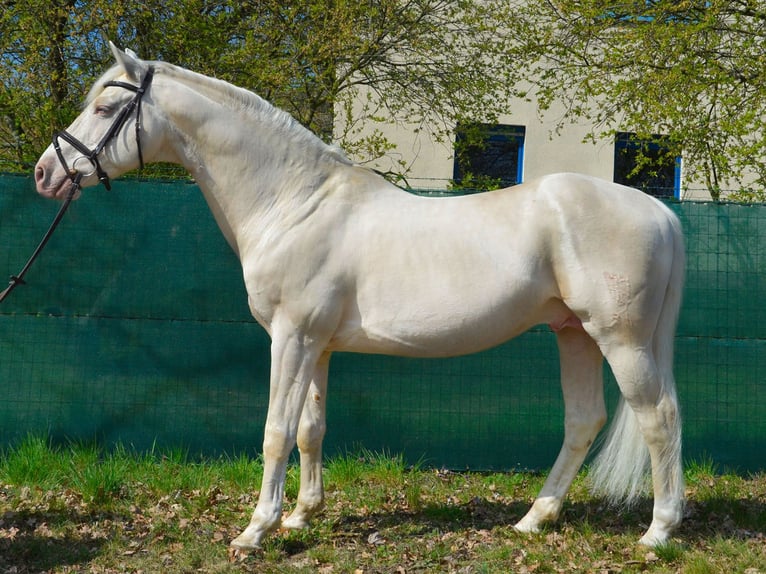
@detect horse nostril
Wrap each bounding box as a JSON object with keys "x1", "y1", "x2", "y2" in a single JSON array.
[{"x1": 35, "y1": 165, "x2": 45, "y2": 185}]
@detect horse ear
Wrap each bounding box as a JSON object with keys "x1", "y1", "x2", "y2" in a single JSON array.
[{"x1": 108, "y1": 41, "x2": 148, "y2": 82}]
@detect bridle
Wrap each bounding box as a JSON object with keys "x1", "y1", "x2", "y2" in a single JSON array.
[
  {"x1": 53, "y1": 65, "x2": 155, "y2": 191},
  {"x1": 0, "y1": 66, "x2": 155, "y2": 303}
]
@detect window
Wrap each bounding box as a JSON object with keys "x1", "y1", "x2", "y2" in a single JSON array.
[
  {"x1": 603, "y1": 1, "x2": 709, "y2": 25},
  {"x1": 614, "y1": 132, "x2": 681, "y2": 198},
  {"x1": 453, "y1": 124, "x2": 525, "y2": 190}
]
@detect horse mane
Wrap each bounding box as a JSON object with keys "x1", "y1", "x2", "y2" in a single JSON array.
[{"x1": 89, "y1": 61, "x2": 352, "y2": 166}]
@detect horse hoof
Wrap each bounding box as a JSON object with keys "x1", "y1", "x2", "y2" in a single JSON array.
[
  {"x1": 230, "y1": 537, "x2": 260, "y2": 550},
  {"x1": 638, "y1": 529, "x2": 669, "y2": 547},
  {"x1": 282, "y1": 514, "x2": 310, "y2": 530},
  {"x1": 513, "y1": 518, "x2": 541, "y2": 534},
  {"x1": 230, "y1": 524, "x2": 268, "y2": 550}
]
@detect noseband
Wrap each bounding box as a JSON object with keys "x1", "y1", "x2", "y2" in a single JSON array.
[
  {"x1": 53, "y1": 65, "x2": 155, "y2": 191},
  {"x1": 0, "y1": 66, "x2": 154, "y2": 303}
]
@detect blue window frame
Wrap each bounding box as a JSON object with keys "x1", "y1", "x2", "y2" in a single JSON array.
[
  {"x1": 614, "y1": 132, "x2": 681, "y2": 199},
  {"x1": 603, "y1": 1, "x2": 709, "y2": 24},
  {"x1": 453, "y1": 124, "x2": 525, "y2": 189}
]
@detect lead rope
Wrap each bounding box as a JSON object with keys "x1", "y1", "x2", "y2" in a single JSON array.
[{"x1": 0, "y1": 173, "x2": 83, "y2": 303}]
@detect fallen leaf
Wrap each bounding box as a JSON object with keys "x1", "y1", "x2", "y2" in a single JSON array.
[{"x1": 367, "y1": 531, "x2": 384, "y2": 546}]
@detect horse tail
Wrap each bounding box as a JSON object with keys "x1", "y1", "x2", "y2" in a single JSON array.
[{"x1": 589, "y1": 207, "x2": 685, "y2": 506}]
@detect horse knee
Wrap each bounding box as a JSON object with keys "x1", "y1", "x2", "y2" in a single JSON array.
[
  {"x1": 263, "y1": 427, "x2": 296, "y2": 461},
  {"x1": 297, "y1": 421, "x2": 325, "y2": 453},
  {"x1": 296, "y1": 396, "x2": 326, "y2": 453}
]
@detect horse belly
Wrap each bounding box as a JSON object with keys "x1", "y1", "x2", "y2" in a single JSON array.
[{"x1": 330, "y1": 278, "x2": 562, "y2": 358}]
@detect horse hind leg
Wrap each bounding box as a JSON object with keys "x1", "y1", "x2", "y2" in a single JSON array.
[
  {"x1": 514, "y1": 324, "x2": 606, "y2": 534},
  {"x1": 589, "y1": 342, "x2": 683, "y2": 546}
]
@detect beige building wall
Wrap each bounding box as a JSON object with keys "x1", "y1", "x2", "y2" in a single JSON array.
[{"x1": 340, "y1": 87, "x2": 714, "y2": 201}]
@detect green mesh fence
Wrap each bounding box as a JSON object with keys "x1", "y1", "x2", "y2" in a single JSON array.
[{"x1": 1, "y1": 174, "x2": 764, "y2": 471}]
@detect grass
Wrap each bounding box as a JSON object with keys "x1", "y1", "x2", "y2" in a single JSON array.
[{"x1": 0, "y1": 435, "x2": 764, "y2": 573}]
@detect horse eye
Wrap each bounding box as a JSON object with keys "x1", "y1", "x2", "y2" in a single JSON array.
[{"x1": 95, "y1": 105, "x2": 113, "y2": 116}]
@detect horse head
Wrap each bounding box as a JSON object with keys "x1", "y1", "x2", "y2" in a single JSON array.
[{"x1": 35, "y1": 43, "x2": 166, "y2": 200}]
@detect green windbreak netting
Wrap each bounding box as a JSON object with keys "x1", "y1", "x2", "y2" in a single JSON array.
[{"x1": 1, "y1": 174, "x2": 764, "y2": 471}]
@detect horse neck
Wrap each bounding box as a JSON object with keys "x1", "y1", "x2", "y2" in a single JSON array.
[{"x1": 155, "y1": 69, "x2": 349, "y2": 253}]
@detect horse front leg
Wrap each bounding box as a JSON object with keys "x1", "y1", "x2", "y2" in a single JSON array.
[
  {"x1": 515, "y1": 324, "x2": 606, "y2": 534},
  {"x1": 282, "y1": 353, "x2": 330, "y2": 530},
  {"x1": 231, "y1": 333, "x2": 322, "y2": 550}
]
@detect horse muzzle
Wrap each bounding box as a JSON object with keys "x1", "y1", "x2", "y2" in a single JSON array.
[{"x1": 34, "y1": 152, "x2": 84, "y2": 201}]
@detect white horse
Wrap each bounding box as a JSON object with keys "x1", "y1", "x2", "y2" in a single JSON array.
[{"x1": 34, "y1": 44, "x2": 685, "y2": 548}]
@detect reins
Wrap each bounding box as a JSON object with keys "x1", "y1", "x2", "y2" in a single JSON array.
[
  {"x1": 0, "y1": 174, "x2": 82, "y2": 303},
  {"x1": 0, "y1": 66, "x2": 155, "y2": 303}
]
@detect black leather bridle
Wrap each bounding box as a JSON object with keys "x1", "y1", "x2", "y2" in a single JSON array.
[
  {"x1": 0, "y1": 66, "x2": 155, "y2": 303},
  {"x1": 53, "y1": 66, "x2": 155, "y2": 191}
]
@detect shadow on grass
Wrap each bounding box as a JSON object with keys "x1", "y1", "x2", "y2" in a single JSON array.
[
  {"x1": 326, "y1": 497, "x2": 657, "y2": 538},
  {"x1": 559, "y1": 494, "x2": 766, "y2": 544},
  {"x1": 326, "y1": 497, "x2": 533, "y2": 544},
  {"x1": 679, "y1": 495, "x2": 766, "y2": 542},
  {"x1": 272, "y1": 493, "x2": 766, "y2": 556},
  {"x1": 0, "y1": 508, "x2": 114, "y2": 573}
]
